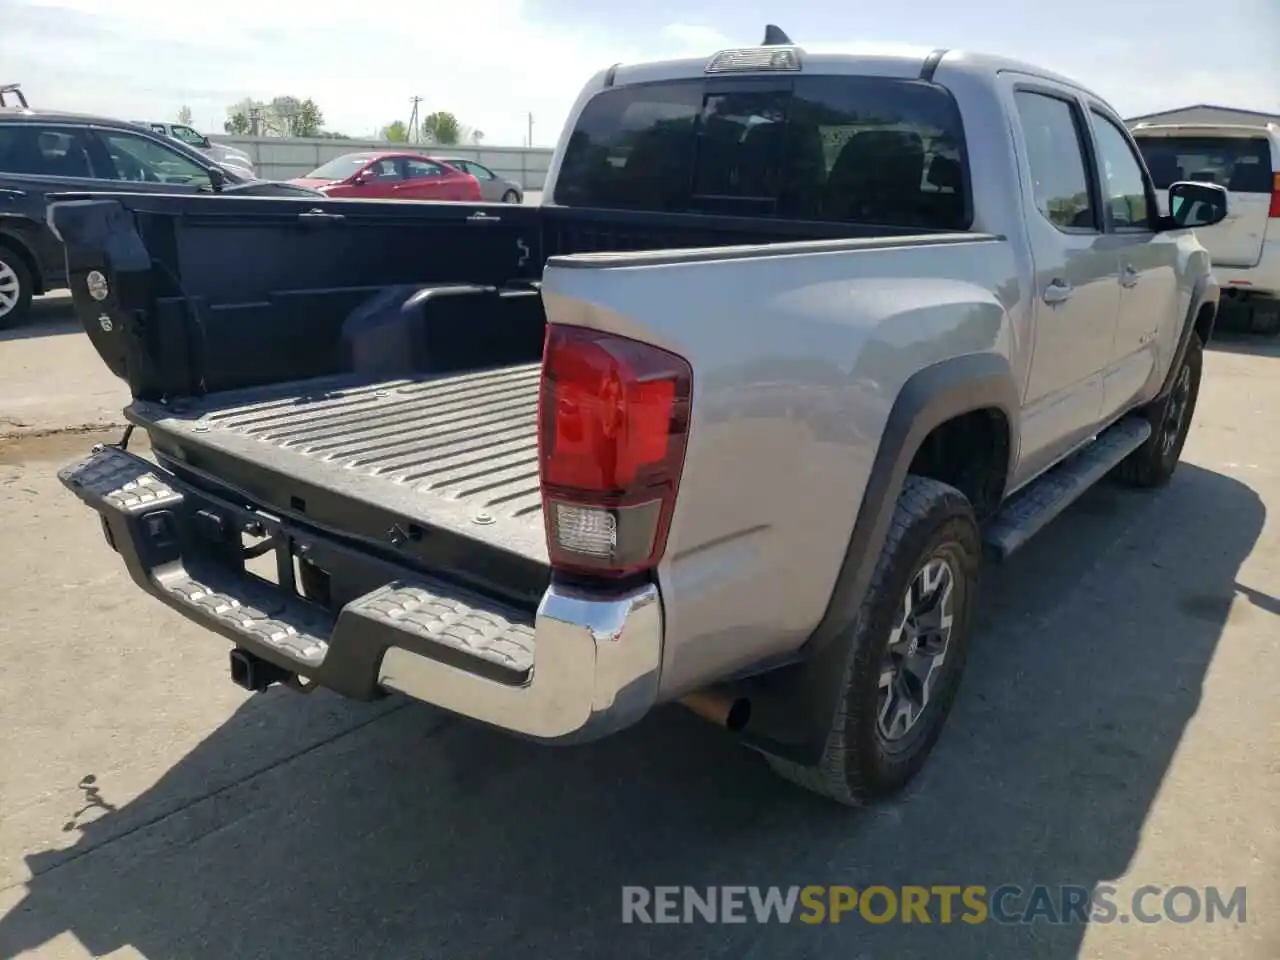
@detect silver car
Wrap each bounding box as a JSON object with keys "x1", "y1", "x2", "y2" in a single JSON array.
[
  {"x1": 136, "y1": 121, "x2": 257, "y2": 178},
  {"x1": 433, "y1": 157, "x2": 523, "y2": 203}
]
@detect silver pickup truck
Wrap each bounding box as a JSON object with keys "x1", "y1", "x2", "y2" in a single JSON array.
[{"x1": 52, "y1": 29, "x2": 1228, "y2": 805}]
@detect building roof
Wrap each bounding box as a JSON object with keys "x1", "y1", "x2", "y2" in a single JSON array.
[{"x1": 1126, "y1": 103, "x2": 1280, "y2": 123}]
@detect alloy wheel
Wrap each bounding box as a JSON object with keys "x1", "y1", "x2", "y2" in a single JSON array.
[
  {"x1": 1159, "y1": 362, "x2": 1193, "y2": 456},
  {"x1": 876, "y1": 555, "x2": 956, "y2": 742},
  {"x1": 0, "y1": 260, "x2": 19, "y2": 320}
]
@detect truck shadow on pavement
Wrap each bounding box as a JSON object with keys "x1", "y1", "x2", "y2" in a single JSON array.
[
  {"x1": 1204, "y1": 330, "x2": 1280, "y2": 358},
  {"x1": 0, "y1": 463, "x2": 1266, "y2": 960}
]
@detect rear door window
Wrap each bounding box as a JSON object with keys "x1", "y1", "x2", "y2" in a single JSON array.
[
  {"x1": 554, "y1": 75, "x2": 970, "y2": 229},
  {"x1": 1012, "y1": 91, "x2": 1097, "y2": 232},
  {"x1": 402, "y1": 158, "x2": 445, "y2": 179},
  {"x1": 463, "y1": 161, "x2": 496, "y2": 180},
  {"x1": 1133, "y1": 135, "x2": 1273, "y2": 193},
  {"x1": 0, "y1": 124, "x2": 99, "y2": 177}
]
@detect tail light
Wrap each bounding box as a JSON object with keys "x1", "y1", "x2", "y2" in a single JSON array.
[
  {"x1": 1270, "y1": 173, "x2": 1280, "y2": 219},
  {"x1": 538, "y1": 324, "x2": 692, "y2": 578}
]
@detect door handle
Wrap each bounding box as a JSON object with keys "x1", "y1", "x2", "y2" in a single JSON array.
[
  {"x1": 467, "y1": 211, "x2": 502, "y2": 225},
  {"x1": 297, "y1": 208, "x2": 345, "y2": 224},
  {"x1": 1120, "y1": 265, "x2": 1140, "y2": 289},
  {"x1": 1042, "y1": 280, "x2": 1073, "y2": 305}
]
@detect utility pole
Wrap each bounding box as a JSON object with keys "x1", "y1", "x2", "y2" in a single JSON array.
[
  {"x1": 527, "y1": 112, "x2": 534, "y2": 148},
  {"x1": 408, "y1": 96, "x2": 423, "y2": 143}
]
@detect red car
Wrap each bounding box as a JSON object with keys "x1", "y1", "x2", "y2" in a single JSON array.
[{"x1": 288, "y1": 151, "x2": 482, "y2": 201}]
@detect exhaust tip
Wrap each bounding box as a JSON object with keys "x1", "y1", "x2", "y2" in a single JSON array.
[
  {"x1": 724, "y1": 696, "x2": 752, "y2": 733},
  {"x1": 679, "y1": 688, "x2": 752, "y2": 733}
]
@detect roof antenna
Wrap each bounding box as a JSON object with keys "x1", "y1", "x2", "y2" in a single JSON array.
[{"x1": 762, "y1": 24, "x2": 792, "y2": 46}]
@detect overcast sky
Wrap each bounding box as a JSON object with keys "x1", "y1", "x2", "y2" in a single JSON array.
[{"x1": 2, "y1": 0, "x2": 1277, "y2": 145}]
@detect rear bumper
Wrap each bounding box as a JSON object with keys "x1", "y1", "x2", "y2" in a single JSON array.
[
  {"x1": 58, "y1": 444, "x2": 663, "y2": 744},
  {"x1": 1215, "y1": 240, "x2": 1280, "y2": 297}
]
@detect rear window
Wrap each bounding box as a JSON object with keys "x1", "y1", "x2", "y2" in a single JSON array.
[
  {"x1": 554, "y1": 75, "x2": 971, "y2": 230},
  {"x1": 1134, "y1": 135, "x2": 1273, "y2": 192}
]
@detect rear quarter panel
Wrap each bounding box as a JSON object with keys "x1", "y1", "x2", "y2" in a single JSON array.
[{"x1": 541, "y1": 235, "x2": 1022, "y2": 698}]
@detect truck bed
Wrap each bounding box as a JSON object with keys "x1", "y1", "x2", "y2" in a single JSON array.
[
  {"x1": 51, "y1": 192, "x2": 949, "y2": 612},
  {"x1": 134, "y1": 363, "x2": 550, "y2": 566}
]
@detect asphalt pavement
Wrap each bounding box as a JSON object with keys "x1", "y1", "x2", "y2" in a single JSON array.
[{"x1": 0, "y1": 299, "x2": 1277, "y2": 959}]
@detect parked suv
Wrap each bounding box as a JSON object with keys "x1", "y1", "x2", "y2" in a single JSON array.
[
  {"x1": 1132, "y1": 121, "x2": 1280, "y2": 332},
  {"x1": 0, "y1": 109, "x2": 319, "y2": 328}
]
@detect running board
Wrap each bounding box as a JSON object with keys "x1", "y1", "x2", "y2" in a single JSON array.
[{"x1": 982, "y1": 417, "x2": 1151, "y2": 561}]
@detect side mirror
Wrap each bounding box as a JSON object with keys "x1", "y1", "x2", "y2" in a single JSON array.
[
  {"x1": 199, "y1": 136, "x2": 212, "y2": 149},
  {"x1": 351, "y1": 171, "x2": 369, "y2": 186},
  {"x1": 208, "y1": 166, "x2": 227, "y2": 193},
  {"x1": 1168, "y1": 181, "x2": 1229, "y2": 229}
]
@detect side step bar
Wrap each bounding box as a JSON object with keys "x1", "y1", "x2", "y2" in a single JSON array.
[{"x1": 983, "y1": 417, "x2": 1151, "y2": 561}]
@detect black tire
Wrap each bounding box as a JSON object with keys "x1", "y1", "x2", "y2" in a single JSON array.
[
  {"x1": 1112, "y1": 333, "x2": 1203, "y2": 489},
  {"x1": 1247, "y1": 302, "x2": 1280, "y2": 337},
  {"x1": 765, "y1": 475, "x2": 981, "y2": 805},
  {"x1": 501, "y1": 190, "x2": 521, "y2": 204},
  {"x1": 0, "y1": 244, "x2": 34, "y2": 330}
]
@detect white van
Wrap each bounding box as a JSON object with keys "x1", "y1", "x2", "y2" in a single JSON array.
[{"x1": 1132, "y1": 121, "x2": 1280, "y2": 331}]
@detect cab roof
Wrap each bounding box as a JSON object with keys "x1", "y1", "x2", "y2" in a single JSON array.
[{"x1": 0, "y1": 107, "x2": 151, "y2": 130}]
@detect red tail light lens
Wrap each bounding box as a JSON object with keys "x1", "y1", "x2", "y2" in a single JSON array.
[
  {"x1": 1269, "y1": 173, "x2": 1280, "y2": 219},
  {"x1": 538, "y1": 324, "x2": 692, "y2": 578}
]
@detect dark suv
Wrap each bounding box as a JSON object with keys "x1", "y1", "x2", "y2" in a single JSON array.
[{"x1": 0, "y1": 109, "x2": 319, "y2": 328}]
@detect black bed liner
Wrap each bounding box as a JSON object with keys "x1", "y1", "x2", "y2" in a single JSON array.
[{"x1": 132, "y1": 362, "x2": 549, "y2": 568}]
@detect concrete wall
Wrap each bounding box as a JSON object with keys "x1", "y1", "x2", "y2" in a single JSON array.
[{"x1": 209, "y1": 135, "x2": 555, "y2": 188}]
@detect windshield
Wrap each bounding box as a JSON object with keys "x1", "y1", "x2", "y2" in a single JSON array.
[
  {"x1": 554, "y1": 75, "x2": 971, "y2": 229},
  {"x1": 1134, "y1": 135, "x2": 1273, "y2": 192},
  {"x1": 304, "y1": 154, "x2": 375, "y2": 180}
]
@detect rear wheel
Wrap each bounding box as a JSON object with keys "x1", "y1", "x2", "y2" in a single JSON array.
[
  {"x1": 765, "y1": 475, "x2": 981, "y2": 805},
  {"x1": 1112, "y1": 333, "x2": 1202, "y2": 488},
  {"x1": 501, "y1": 189, "x2": 521, "y2": 203},
  {"x1": 1247, "y1": 300, "x2": 1280, "y2": 336},
  {"x1": 0, "y1": 246, "x2": 33, "y2": 330}
]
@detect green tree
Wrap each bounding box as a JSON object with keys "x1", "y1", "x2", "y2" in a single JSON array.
[
  {"x1": 269, "y1": 96, "x2": 325, "y2": 137},
  {"x1": 177, "y1": 104, "x2": 194, "y2": 125},
  {"x1": 421, "y1": 111, "x2": 460, "y2": 145},
  {"x1": 269, "y1": 95, "x2": 302, "y2": 134},
  {"x1": 224, "y1": 97, "x2": 265, "y2": 135},
  {"x1": 380, "y1": 120, "x2": 410, "y2": 143},
  {"x1": 224, "y1": 95, "x2": 325, "y2": 137},
  {"x1": 293, "y1": 98, "x2": 325, "y2": 138}
]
